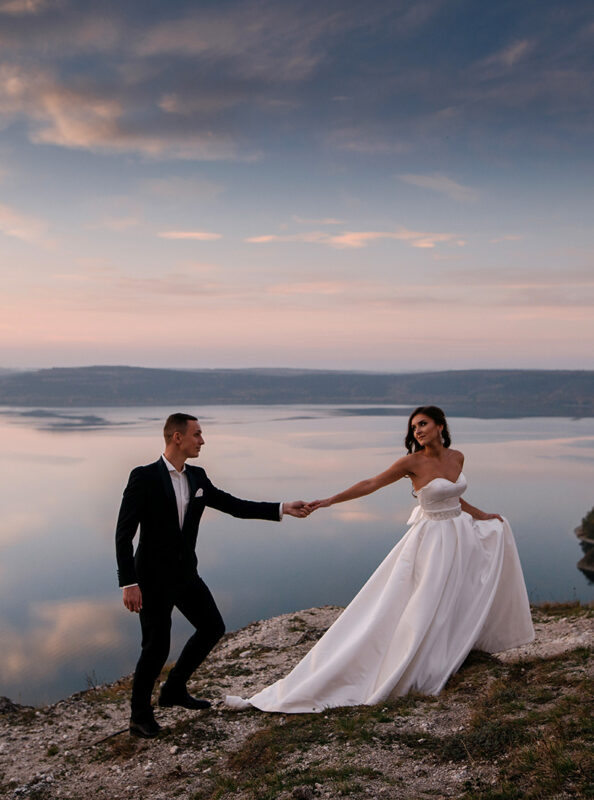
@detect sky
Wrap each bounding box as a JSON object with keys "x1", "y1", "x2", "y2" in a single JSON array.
[{"x1": 0, "y1": 0, "x2": 592, "y2": 372}]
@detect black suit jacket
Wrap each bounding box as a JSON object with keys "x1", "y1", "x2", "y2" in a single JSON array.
[{"x1": 115, "y1": 458, "x2": 280, "y2": 588}]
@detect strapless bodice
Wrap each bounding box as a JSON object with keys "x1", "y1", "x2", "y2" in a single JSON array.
[{"x1": 408, "y1": 473, "x2": 466, "y2": 522}]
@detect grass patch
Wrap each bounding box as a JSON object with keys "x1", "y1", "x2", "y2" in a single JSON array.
[
  {"x1": 442, "y1": 649, "x2": 593, "y2": 799},
  {"x1": 215, "y1": 708, "x2": 387, "y2": 800},
  {"x1": 227, "y1": 715, "x2": 330, "y2": 772},
  {"x1": 443, "y1": 650, "x2": 506, "y2": 695},
  {"x1": 226, "y1": 699, "x2": 429, "y2": 770},
  {"x1": 0, "y1": 781, "x2": 18, "y2": 796},
  {"x1": 82, "y1": 676, "x2": 132, "y2": 705},
  {"x1": 192, "y1": 764, "x2": 381, "y2": 800},
  {"x1": 224, "y1": 663, "x2": 254, "y2": 677},
  {"x1": 532, "y1": 600, "x2": 593, "y2": 619},
  {"x1": 167, "y1": 714, "x2": 229, "y2": 748},
  {"x1": 399, "y1": 715, "x2": 533, "y2": 762},
  {"x1": 287, "y1": 615, "x2": 308, "y2": 631},
  {"x1": 90, "y1": 734, "x2": 146, "y2": 762}
]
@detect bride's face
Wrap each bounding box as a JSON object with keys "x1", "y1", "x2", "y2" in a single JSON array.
[{"x1": 411, "y1": 414, "x2": 443, "y2": 447}]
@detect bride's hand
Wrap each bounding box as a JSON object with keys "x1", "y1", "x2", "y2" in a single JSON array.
[
  {"x1": 479, "y1": 512, "x2": 503, "y2": 522},
  {"x1": 307, "y1": 498, "x2": 332, "y2": 512}
]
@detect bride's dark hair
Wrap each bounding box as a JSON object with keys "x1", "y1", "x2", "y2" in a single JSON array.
[{"x1": 405, "y1": 405, "x2": 451, "y2": 453}]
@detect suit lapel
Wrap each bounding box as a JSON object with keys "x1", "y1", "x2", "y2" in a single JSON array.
[
  {"x1": 182, "y1": 466, "x2": 198, "y2": 534},
  {"x1": 157, "y1": 457, "x2": 182, "y2": 532},
  {"x1": 185, "y1": 465, "x2": 197, "y2": 499}
]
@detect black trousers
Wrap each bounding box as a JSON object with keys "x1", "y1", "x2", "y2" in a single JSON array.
[{"x1": 130, "y1": 574, "x2": 225, "y2": 717}]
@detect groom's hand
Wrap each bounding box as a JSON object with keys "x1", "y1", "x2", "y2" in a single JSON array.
[
  {"x1": 123, "y1": 585, "x2": 142, "y2": 613},
  {"x1": 282, "y1": 501, "x2": 311, "y2": 518}
]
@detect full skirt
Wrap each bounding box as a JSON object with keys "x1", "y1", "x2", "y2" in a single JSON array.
[{"x1": 226, "y1": 511, "x2": 534, "y2": 713}]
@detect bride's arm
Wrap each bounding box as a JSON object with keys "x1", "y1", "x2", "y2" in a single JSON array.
[
  {"x1": 460, "y1": 498, "x2": 503, "y2": 522},
  {"x1": 308, "y1": 457, "x2": 411, "y2": 510}
]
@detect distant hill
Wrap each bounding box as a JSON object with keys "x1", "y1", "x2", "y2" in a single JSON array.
[{"x1": 0, "y1": 367, "x2": 592, "y2": 417}]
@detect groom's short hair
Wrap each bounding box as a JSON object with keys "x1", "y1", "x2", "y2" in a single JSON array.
[{"x1": 163, "y1": 413, "x2": 198, "y2": 442}]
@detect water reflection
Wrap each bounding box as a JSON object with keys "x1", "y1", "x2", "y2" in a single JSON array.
[
  {"x1": 577, "y1": 543, "x2": 594, "y2": 583},
  {"x1": 576, "y1": 509, "x2": 594, "y2": 584},
  {"x1": 0, "y1": 596, "x2": 139, "y2": 706},
  {"x1": 0, "y1": 408, "x2": 132, "y2": 430},
  {"x1": 0, "y1": 405, "x2": 593, "y2": 705}
]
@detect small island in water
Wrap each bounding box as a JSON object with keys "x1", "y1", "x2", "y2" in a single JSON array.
[{"x1": 576, "y1": 507, "x2": 594, "y2": 579}]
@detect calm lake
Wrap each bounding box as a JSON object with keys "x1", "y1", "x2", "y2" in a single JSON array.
[{"x1": 1, "y1": 405, "x2": 593, "y2": 706}]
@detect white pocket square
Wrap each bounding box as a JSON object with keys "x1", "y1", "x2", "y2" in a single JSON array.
[{"x1": 194, "y1": 488, "x2": 204, "y2": 498}]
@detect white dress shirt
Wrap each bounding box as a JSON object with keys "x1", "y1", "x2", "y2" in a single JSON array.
[{"x1": 162, "y1": 453, "x2": 190, "y2": 528}]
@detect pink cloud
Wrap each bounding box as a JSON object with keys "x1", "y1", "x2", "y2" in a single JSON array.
[
  {"x1": 0, "y1": 0, "x2": 50, "y2": 14},
  {"x1": 246, "y1": 227, "x2": 463, "y2": 249},
  {"x1": 399, "y1": 173, "x2": 478, "y2": 203},
  {"x1": 158, "y1": 231, "x2": 222, "y2": 241},
  {"x1": 268, "y1": 281, "x2": 350, "y2": 295},
  {"x1": 0, "y1": 202, "x2": 48, "y2": 242},
  {"x1": 0, "y1": 64, "x2": 240, "y2": 160}
]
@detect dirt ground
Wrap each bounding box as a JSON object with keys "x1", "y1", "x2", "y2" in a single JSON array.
[{"x1": 1, "y1": 604, "x2": 592, "y2": 800}]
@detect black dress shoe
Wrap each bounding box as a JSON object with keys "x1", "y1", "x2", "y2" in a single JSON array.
[
  {"x1": 129, "y1": 713, "x2": 161, "y2": 738},
  {"x1": 158, "y1": 684, "x2": 211, "y2": 710}
]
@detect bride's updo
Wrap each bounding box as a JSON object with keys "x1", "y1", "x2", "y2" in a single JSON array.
[{"x1": 405, "y1": 405, "x2": 451, "y2": 453}]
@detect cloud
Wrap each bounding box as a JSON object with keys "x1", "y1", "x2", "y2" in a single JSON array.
[
  {"x1": 450, "y1": 266, "x2": 593, "y2": 287},
  {"x1": 158, "y1": 91, "x2": 242, "y2": 116},
  {"x1": 0, "y1": 64, "x2": 242, "y2": 160},
  {"x1": 330, "y1": 230, "x2": 463, "y2": 249},
  {"x1": 399, "y1": 173, "x2": 478, "y2": 203},
  {"x1": 292, "y1": 215, "x2": 344, "y2": 225},
  {"x1": 246, "y1": 232, "x2": 328, "y2": 245},
  {"x1": 0, "y1": 7, "x2": 121, "y2": 52},
  {"x1": 0, "y1": 202, "x2": 48, "y2": 242},
  {"x1": 134, "y1": 2, "x2": 384, "y2": 83},
  {"x1": 137, "y1": 11, "x2": 315, "y2": 81},
  {"x1": 0, "y1": 0, "x2": 53, "y2": 14},
  {"x1": 327, "y1": 126, "x2": 411, "y2": 155},
  {"x1": 442, "y1": 266, "x2": 594, "y2": 308},
  {"x1": 246, "y1": 227, "x2": 464, "y2": 249},
  {"x1": 115, "y1": 273, "x2": 229, "y2": 298},
  {"x1": 264, "y1": 268, "x2": 594, "y2": 312},
  {"x1": 51, "y1": 264, "x2": 232, "y2": 305},
  {"x1": 482, "y1": 39, "x2": 533, "y2": 70},
  {"x1": 489, "y1": 235, "x2": 524, "y2": 244},
  {"x1": 157, "y1": 231, "x2": 222, "y2": 241},
  {"x1": 143, "y1": 176, "x2": 224, "y2": 201},
  {"x1": 268, "y1": 281, "x2": 351, "y2": 295},
  {"x1": 0, "y1": 2, "x2": 589, "y2": 166}
]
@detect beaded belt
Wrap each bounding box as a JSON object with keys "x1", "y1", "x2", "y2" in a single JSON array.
[{"x1": 422, "y1": 507, "x2": 462, "y2": 520}]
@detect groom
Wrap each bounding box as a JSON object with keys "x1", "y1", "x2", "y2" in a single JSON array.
[{"x1": 115, "y1": 412, "x2": 310, "y2": 737}]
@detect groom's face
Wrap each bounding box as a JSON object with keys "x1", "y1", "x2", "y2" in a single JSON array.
[{"x1": 178, "y1": 419, "x2": 205, "y2": 460}]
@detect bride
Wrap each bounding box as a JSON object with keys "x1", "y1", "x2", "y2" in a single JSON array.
[{"x1": 226, "y1": 406, "x2": 534, "y2": 713}]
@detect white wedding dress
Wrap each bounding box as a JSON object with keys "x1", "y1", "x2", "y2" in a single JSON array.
[{"x1": 226, "y1": 474, "x2": 534, "y2": 713}]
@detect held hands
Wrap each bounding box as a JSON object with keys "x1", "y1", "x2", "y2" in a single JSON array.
[
  {"x1": 283, "y1": 500, "x2": 313, "y2": 518},
  {"x1": 123, "y1": 585, "x2": 142, "y2": 613},
  {"x1": 283, "y1": 498, "x2": 333, "y2": 517}
]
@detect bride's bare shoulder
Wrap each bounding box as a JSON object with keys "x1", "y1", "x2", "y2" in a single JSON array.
[
  {"x1": 449, "y1": 449, "x2": 465, "y2": 465},
  {"x1": 401, "y1": 452, "x2": 422, "y2": 475}
]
